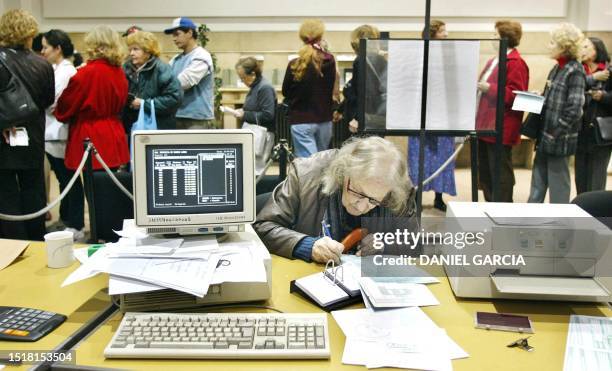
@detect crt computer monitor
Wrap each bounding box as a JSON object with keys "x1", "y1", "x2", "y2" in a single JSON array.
[{"x1": 132, "y1": 129, "x2": 255, "y2": 235}]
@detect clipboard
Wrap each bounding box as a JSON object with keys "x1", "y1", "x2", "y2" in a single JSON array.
[{"x1": 290, "y1": 261, "x2": 363, "y2": 312}]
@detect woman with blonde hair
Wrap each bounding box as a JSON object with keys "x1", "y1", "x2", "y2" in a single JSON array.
[
  {"x1": 528, "y1": 23, "x2": 586, "y2": 204},
  {"x1": 254, "y1": 136, "x2": 418, "y2": 264},
  {"x1": 0, "y1": 9, "x2": 54, "y2": 240},
  {"x1": 282, "y1": 19, "x2": 336, "y2": 157},
  {"x1": 122, "y1": 31, "x2": 182, "y2": 131},
  {"x1": 55, "y1": 25, "x2": 130, "y2": 240}
]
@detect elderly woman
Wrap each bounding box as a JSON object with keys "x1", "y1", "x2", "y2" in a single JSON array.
[
  {"x1": 528, "y1": 23, "x2": 586, "y2": 204},
  {"x1": 282, "y1": 19, "x2": 336, "y2": 158},
  {"x1": 122, "y1": 31, "x2": 182, "y2": 131},
  {"x1": 0, "y1": 9, "x2": 54, "y2": 240},
  {"x1": 575, "y1": 37, "x2": 612, "y2": 194},
  {"x1": 55, "y1": 25, "x2": 129, "y2": 240},
  {"x1": 476, "y1": 20, "x2": 529, "y2": 202},
  {"x1": 233, "y1": 56, "x2": 277, "y2": 132},
  {"x1": 254, "y1": 136, "x2": 417, "y2": 264}
]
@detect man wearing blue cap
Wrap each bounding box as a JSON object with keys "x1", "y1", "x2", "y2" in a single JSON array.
[{"x1": 164, "y1": 17, "x2": 216, "y2": 129}]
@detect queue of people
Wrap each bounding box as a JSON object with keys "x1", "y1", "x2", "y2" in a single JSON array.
[{"x1": 0, "y1": 9, "x2": 610, "y2": 249}]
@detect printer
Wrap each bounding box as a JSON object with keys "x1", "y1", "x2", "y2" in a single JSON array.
[{"x1": 443, "y1": 202, "x2": 612, "y2": 303}]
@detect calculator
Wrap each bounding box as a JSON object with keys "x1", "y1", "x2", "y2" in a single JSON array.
[{"x1": 0, "y1": 307, "x2": 66, "y2": 342}]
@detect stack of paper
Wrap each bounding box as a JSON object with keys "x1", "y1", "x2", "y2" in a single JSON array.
[
  {"x1": 342, "y1": 255, "x2": 440, "y2": 309},
  {"x1": 563, "y1": 315, "x2": 612, "y2": 371},
  {"x1": 359, "y1": 277, "x2": 440, "y2": 308},
  {"x1": 332, "y1": 307, "x2": 468, "y2": 370},
  {"x1": 62, "y1": 225, "x2": 267, "y2": 298}
]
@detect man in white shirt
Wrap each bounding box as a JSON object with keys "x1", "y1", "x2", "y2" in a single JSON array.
[{"x1": 164, "y1": 17, "x2": 216, "y2": 129}]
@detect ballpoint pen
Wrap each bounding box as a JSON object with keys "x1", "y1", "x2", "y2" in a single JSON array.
[{"x1": 321, "y1": 219, "x2": 332, "y2": 238}]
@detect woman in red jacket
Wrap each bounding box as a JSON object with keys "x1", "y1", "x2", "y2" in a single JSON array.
[
  {"x1": 475, "y1": 20, "x2": 530, "y2": 202},
  {"x1": 55, "y1": 25, "x2": 129, "y2": 240}
]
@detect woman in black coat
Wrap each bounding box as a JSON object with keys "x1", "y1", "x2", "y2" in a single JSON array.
[
  {"x1": 576, "y1": 37, "x2": 612, "y2": 194},
  {"x1": 0, "y1": 9, "x2": 54, "y2": 240}
]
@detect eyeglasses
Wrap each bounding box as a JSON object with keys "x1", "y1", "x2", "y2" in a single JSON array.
[{"x1": 346, "y1": 178, "x2": 384, "y2": 207}]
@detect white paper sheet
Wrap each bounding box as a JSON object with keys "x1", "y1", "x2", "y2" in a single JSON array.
[
  {"x1": 512, "y1": 91, "x2": 544, "y2": 114},
  {"x1": 563, "y1": 315, "x2": 612, "y2": 371},
  {"x1": 333, "y1": 308, "x2": 468, "y2": 370},
  {"x1": 425, "y1": 41, "x2": 480, "y2": 131},
  {"x1": 74, "y1": 248, "x2": 89, "y2": 264},
  {"x1": 333, "y1": 307, "x2": 435, "y2": 338},
  {"x1": 112, "y1": 237, "x2": 184, "y2": 254},
  {"x1": 386, "y1": 40, "x2": 424, "y2": 130},
  {"x1": 210, "y1": 242, "x2": 267, "y2": 284},
  {"x1": 104, "y1": 255, "x2": 219, "y2": 297},
  {"x1": 62, "y1": 246, "x2": 112, "y2": 287},
  {"x1": 340, "y1": 255, "x2": 440, "y2": 286},
  {"x1": 359, "y1": 277, "x2": 440, "y2": 308},
  {"x1": 113, "y1": 219, "x2": 148, "y2": 239},
  {"x1": 65, "y1": 233, "x2": 266, "y2": 298},
  {"x1": 386, "y1": 40, "x2": 480, "y2": 131},
  {"x1": 109, "y1": 275, "x2": 164, "y2": 295},
  {"x1": 295, "y1": 273, "x2": 349, "y2": 307}
]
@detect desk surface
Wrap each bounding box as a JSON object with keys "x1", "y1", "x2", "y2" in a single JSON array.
[
  {"x1": 0, "y1": 241, "x2": 109, "y2": 370},
  {"x1": 67, "y1": 256, "x2": 611, "y2": 371}
]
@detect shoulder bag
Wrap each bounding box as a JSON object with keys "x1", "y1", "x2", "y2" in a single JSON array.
[
  {"x1": 593, "y1": 116, "x2": 612, "y2": 146},
  {"x1": 0, "y1": 48, "x2": 39, "y2": 129}
]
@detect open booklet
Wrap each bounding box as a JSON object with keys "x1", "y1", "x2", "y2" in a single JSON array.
[{"x1": 292, "y1": 260, "x2": 362, "y2": 310}]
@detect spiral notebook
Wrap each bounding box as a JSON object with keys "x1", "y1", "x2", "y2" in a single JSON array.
[{"x1": 292, "y1": 261, "x2": 362, "y2": 309}]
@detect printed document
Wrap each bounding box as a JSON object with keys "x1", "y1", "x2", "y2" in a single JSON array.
[
  {"x1": 359, "y1": 277, "x2": 440, "y2": 307},
  {"x1": 563, "y1": 315, "x2": 612, "y2": 371}
]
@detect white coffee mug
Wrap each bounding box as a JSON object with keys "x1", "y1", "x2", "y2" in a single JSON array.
[{"x1": 44, "y1": 231, "x2": 75, "y2": 268}]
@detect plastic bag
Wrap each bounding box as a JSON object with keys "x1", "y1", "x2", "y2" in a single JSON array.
[
  {"x1": 130, "y1": 100, "x2": 157, "y2": 160},
  {"x1": 131, "y1": 100, "x2": 157, "y2": 132},
  {"x1": 242, "y1": 122, "x2": 267, "y2": 156}
]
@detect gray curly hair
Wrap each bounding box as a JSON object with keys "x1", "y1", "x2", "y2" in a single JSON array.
[
  {"x1": 550, "y1": 23, "x2": 584, "y2": 60},
  {"x1": 320, "y1": 136, "x2": 414, "y2": 214}
]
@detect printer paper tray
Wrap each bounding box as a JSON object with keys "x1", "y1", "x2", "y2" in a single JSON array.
[{"x1": 491, "y1": 275, "x2": 610, "y2": 298}]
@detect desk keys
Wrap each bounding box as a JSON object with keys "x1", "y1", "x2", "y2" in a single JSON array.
[{"x1": 507, "y1": 336, "x2": 534, "y2": 352}]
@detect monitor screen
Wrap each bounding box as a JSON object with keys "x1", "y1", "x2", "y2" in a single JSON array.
[
  {"x1": 146, "y1": 144, "x2": 244, "y2": 216},
  {"x1": 132, "y1": 129, "x2": 255, "y2": 231}
]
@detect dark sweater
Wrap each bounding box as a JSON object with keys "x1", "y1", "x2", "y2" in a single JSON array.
[
  {"x1": 0, "y1": 47, "x2": 54, "y2": 169},
  {"x1": 242, "y1": 76, "x2": 277, "y2": 132},
  {"x1": 282, "y1": 53, "x2": 336, "y2": 125},
  {"x1": 122, "y1": 57, "x2": 183, "y2": 131}
]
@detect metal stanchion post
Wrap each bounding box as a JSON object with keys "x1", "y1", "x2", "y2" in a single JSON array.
[
  {"x1": 470, "y1": 134, "x2": 479, "y2": 202},
  {"x1": 82, "y1": 139, "x2": 97, "y2": 243},
  {"x1": 279, "y1": 139, "x2": 288, "y2": 181}
]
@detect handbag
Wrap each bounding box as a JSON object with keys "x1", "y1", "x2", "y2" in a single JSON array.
[
  {"x1": 593, "y1": 116, "x2": 612, "y2": 146},
  {"x1": 0, "y1": 48, "x2": 40, "y2": 129},
  {"x1": 521, "y1": 112, "x2": 543, "y2": 139},
  {"x1": 520, "y1": 81, "x2": 550, "y2": 140}
]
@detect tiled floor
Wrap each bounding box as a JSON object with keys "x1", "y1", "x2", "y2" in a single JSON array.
[{"x1": 45, "y1": 166, "x2": 612, "y2": 237}]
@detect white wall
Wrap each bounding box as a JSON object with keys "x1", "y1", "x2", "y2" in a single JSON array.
[
  {"x1": 586, "y1": 0, "x2": 612, "y2": 31},
  {"x1": 3, "y1": 0, "x2": 612, "y2": 32},
  {"x1": 41, "y1": 0, "x2": 566, "y2": 18}
]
